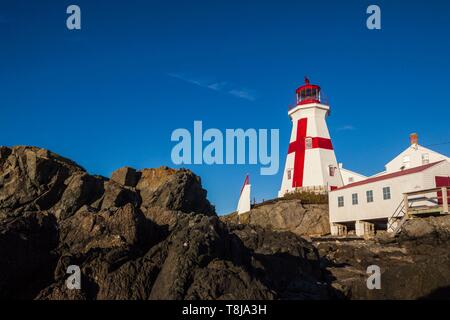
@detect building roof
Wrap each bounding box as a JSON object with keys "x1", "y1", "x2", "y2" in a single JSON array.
[
  {"x1": 384, "y1": 144, "x2": 448, "y2": 170},
  {"x1": 332, "y1": 160, "x2": 446, "y2": 191}
]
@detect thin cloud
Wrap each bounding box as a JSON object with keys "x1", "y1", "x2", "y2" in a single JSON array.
[
  {"x1": 168, "y1": 73, "x2": 256, "y2": 101},
  {"x1": 207, "y1": 82, "x2": 227, "y2": 91},
  {"x1": 229, "y1": 89, "x2": 256, "y2": 102},
  {"x1": 337, "y1": 125, "x2": 356, "y2": 132}
]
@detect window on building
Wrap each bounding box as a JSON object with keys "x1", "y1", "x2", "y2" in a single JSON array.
[
  {"x1": 348, "y1": 177, "x2": 354, "y2": 183},
  {"x1": 402, "y1": 156, "x2": 411, "y2": 169},
  {"x1": 422, "y1": 153, "x2": 430, "y2": 165},
  {"x1": 352, "y1": 193, "x2": 358, "y2": 205},
  {"x1": 305, "y1": 137, "x2": 312, "y2": 149},
  {"x1": 366, "y1": 190, "x2": 374, "y2": 203},
  {"x1": 383, "y1": 187, "x2": 391, "y2": 200},
  {"x1": 287, "y1": 170, "x2": 292, "y2": 180},
  {"x1": 329, "y1": 165, "x2": 335, "y2": 177},
  {"x1": 338, "y1": 196, "x2": 344, "y2": 207}
]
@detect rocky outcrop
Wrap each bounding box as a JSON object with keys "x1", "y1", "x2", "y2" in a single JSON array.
[
  {"x1": 137, "y1": 167, "x2": 215, "y2": 216},
  {"x1": 35, "y1": 212, "x2": 332, "y2": 300},
  {"x1": 0, "y1": 147, "x2": 214, "y2": 220},
  {"x1": 221, "y1": 199, "x2": 330, "y2": 237},
  {"x1": 2, "y1": 145, "x2": 449, "y2": 300},
  {"x1": 0, "y1": 146, "x2": 85, "y2": 217},
  {"x1": 317, "y1": 215, "x2": 450, "y2": 300},
  {"x1": 0, "y1": 146, "x2": 331, "y2": 300}
]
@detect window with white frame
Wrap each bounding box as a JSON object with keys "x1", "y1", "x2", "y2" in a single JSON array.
[
  {"x1": 366, "y1": 190, "x2": 374, "y2": 203},
  {"x1": 338, "y1": 196, "x2": 344, "y2": 207},
  {"x1": 383, "y1": 187, "x2": 391, "y2": 200},
  {"x1": 352, "y1": 193, "x2": 358, "y2": 205},
  {"x1": 287, "y1": 169, "x2": 292, "y2": 180},
  {"x1": 402, "y1": 156, "x2": 411, "y2": 169},
  {"x1": 422, "y1": 153, "x2": 429, "y2": 165}
]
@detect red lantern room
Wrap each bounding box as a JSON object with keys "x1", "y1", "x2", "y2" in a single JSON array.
[{"x1": 295, "y1": 77, "x2": 321, "y2": 105}]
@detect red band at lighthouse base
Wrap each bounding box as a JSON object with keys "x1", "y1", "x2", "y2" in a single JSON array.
[{"x1": 288, "y1": 118, "x2": 334, "y2": 188}]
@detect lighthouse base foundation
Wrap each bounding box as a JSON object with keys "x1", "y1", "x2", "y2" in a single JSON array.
[{"x1": 278, "y1": 185, "x2": 331, "y2": 198}]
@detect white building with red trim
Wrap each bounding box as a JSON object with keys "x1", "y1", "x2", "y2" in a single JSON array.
[{"x1": 329, "y1": 135, "x2": 450, "y2": 237}]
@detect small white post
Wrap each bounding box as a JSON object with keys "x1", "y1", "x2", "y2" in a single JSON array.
[
  {"x1": 403, "y1": 193, "x2": 409, "y2": 217},
  {"x1": 442, "y1": 187, "x2": 449, "y2": 214}
]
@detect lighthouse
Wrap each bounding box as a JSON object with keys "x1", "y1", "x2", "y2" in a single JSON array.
[{"x1": 278, "y1": 78, "x2": 343, "y2": 197}]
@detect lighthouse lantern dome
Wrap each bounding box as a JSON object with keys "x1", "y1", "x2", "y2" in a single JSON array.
[{"x1": 295, "y1": 77, "x2": 321, "y2": 105}]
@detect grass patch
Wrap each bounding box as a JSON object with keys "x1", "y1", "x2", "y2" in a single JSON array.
[{"x1": 282, "y1": 190, "x2": 329, "y2": 204}]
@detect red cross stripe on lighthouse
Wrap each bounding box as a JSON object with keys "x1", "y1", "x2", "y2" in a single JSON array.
[{"x1": 288, "y1": 118, "x2": 334, "y2": 188}]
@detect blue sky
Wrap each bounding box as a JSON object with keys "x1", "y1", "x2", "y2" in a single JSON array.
[{"x1": 1, "y1": 0, "x2": 449, "y2": 214}]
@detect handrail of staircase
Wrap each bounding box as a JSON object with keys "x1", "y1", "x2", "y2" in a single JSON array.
[{"x1": 387, "y1": 200, "x2": 405, "y2": 231}]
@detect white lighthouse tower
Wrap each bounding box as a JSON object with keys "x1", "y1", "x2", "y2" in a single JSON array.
[{"x1": 278, "y1": 78, "x2": 343, "y2": 197}]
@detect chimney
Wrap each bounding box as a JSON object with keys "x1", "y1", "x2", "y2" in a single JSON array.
[{"x1": 410, "y1": 133, "x2": 418, "y2": 146}]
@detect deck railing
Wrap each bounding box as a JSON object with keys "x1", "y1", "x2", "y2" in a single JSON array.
[{"x1": 404, "y1": 187, "x2": 449, "y2": 216}]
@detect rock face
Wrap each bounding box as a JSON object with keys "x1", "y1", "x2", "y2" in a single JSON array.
[
  {"x1": 317, "y1": 215, "x2": 450, "y2": 300},
  {"x1": 221, "y1": 199, "x2": 331, "y2": 237},
  {"x1": 0, "y1": 146, "x2": 332, "y2": 300},
  {"x1": 0, "y1": 211, "x2": 58, "y2": 299},
  {"x1": 1, "y1": 145, "x2": 449, "y2": 300},
  {"x1": 0, "y1": 146, "x2": 85, "y2": 217}
]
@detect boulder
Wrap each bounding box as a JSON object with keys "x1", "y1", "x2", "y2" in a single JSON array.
[
  {"x1": 58, "y1": 203, "x2": 151, "y2": 254},
  {"x1": 400, "y1": 215, "x2": 450, "y2": 241},
  {"x1": 0, "y1": 146, "x2": 85, "y2": 216},
  {"x1": 137, "y1": 167, "x2": 215, "y2": 216},
  {"x1": 99, "y1": 180, "x2": 141, "y2": 210},
  {"x1": 111, "y1": 166, "x2": 140, "y2": 187},
  {"x1": 221, "y1": 199, "x2": 330, "y2": 237},
  {"x1": 53, "y1": 173, "x2": 105, "y2": 220}
]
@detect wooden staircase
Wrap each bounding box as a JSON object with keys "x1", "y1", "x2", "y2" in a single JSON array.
[{"x1": 387, "y1": 200, "x2": 409, "y2": 234}]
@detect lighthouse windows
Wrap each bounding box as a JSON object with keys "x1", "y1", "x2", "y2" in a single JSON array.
[
  {"x1": 305, "y1": 137, "x2": 313, "y2": 149},
  {"x1": 287, "y1": 169, "x2": 292, "y2": 180},
  {"x1": 329, "y1": 165, "x2": 336, "y2": 177}
]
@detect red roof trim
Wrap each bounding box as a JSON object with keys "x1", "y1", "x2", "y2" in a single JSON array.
[{"x1": 333, "y1": 160, "x2": 446, "y2": 192}]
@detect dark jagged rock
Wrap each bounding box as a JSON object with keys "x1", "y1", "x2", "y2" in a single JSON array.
[
  {"x1": 37, "y1": 213, "x2": 329, "y2": 300},
  {"x1": 228, "y1": 223, "x2": 334, "y2": 299},
  {"x1": 1, "y1": 146, "x2": 329, "y2": 300},
  {"x1": 317, "y1": 215, "x2": 450, "y2": 300},
  {"x1": 137, "y1": 167, "x2": 215, "y2": 216},
  {"x1": 0, "y1": 211, "x2": 59, "y2": 299},
  {"x1": 53, "y1": 173, "x2": 105, "y2": 220},
  {"x1": 99, "y1": 180, "x2": 141, "y2": 210},
  {"x1": 58, "y1": 203, "x2": 151, "y2": 254},
  {"x1": 2, "y1": 145, "x2": 449, "y2": 301},
  {"x1": 111, "y1": 166, "x2": 140, "y2": 187},
  {"x1": 0, "y1": 146, "x2": 85, "y2": 216}
]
